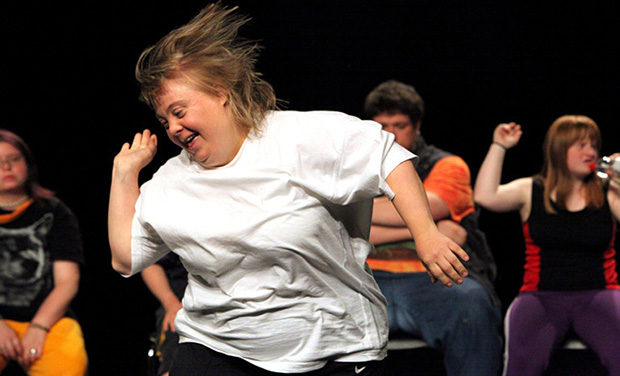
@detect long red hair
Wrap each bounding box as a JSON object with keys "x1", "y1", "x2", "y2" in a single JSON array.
[{"x1": 540, "y1": 115, "x2": 603, "y2": 213}]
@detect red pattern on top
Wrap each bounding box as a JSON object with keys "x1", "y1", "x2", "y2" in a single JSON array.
[
  {"x1": 603, "y1": 222, "x2": 620, "y2": 290},
  {"x1": 521, "y1": 222, "x2": 541, "y2": 291},
  {"x1": 521, "y1": 221, "x2": 620, "y2": 291}
]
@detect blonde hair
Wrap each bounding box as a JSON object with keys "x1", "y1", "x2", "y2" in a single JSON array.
[
  {"x1": 135, "y1": 2, "x2": 277, "y2": 133},
  {"x1": 540, "y1": 115, "x2": 604, "y2": 213}
]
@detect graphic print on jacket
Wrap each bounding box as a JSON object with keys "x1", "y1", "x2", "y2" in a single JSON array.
[{"x1": 0, "y1": 213, "x2": 53, "y2": 307}]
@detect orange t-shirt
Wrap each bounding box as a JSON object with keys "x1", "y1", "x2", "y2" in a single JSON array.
[{"x1": 367, "y1": 156, "x2": 474, "y2": 273}]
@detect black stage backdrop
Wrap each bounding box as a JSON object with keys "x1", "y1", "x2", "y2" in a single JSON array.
[{"x1": 2, "y1": 1, "x2": 619, "y2": 374}]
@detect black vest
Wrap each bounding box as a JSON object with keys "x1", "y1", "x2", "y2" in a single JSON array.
[{"x1": 414, "y1": 137, "x2": 500, "y2": 307}]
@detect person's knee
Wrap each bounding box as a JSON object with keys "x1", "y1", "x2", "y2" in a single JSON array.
[
  {"x1": 42, "y1": 318, "x2": 88, "y2": 374},
  {"x1": 450, "y1": 282, "x2": 491, "y2": 309},
  {"x1": 449, "y1": 284, "x2": 499, "y2": 327},
  {"x1": 466, "y1": 285, "x2": 495, "y2": 311}
]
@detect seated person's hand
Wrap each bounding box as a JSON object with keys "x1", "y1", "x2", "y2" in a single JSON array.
[
  {"x1": 17, "y1": 326, "x2": 46, "y2": 369},
  {"x1": 163, "y1": 299, "x2": 183, "y2": 332},
  {"x1": 0, "y1": 320, "x2": 23, "y2": 361},
  {"x1": 437, "y1": 219, "x2": 467, "y2": 246}
]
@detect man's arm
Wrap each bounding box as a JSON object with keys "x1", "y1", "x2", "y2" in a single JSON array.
[
  {"x1": 372, "y1": 192, "x2": 450, "y2": 226},
  {"x1": 371, "y1": 156, "x2": 468, "y2": 246},
  {"x1": 384, "y1": 160, "x2": 468, "y2": 286},
  {"x1": 369, "y1": 224, "x2": 412, "y2": 245},
  {"x1": 370, "y1": 218, "x2": 466, "y2": 246}
]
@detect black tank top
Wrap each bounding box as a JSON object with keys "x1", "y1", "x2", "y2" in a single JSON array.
[{"x1": 521, "y1": 178, "x2": 619, "y2": 291}]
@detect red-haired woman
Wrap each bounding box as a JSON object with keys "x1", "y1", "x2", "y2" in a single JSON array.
[{"x1": 474, "y1": 116, "x2": 620, "y2": 375}]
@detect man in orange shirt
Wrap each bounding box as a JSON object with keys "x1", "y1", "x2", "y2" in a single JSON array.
[{"x1": 365, "y1": 81, "x2": 502, "y2": 376}]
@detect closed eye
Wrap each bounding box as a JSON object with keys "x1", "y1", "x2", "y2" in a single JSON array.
[
  {"x1": 157, "y1": 116, "x2": 169, "y2": 130},
  {"x1": 173, "y1": 109, "x2": 185, "y2": 119}
]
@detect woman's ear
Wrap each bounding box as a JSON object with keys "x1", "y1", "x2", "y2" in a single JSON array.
[{"x1": 213, "y1": 86, "x2": 229, "y2": 106}]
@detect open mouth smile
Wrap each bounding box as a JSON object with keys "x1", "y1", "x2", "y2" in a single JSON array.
[{"x1": 184, "y1": 133, "x2": 198, "y2": 145}]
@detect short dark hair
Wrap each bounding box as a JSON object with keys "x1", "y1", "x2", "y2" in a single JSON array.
[{"x1": 364, "y1": 80, "x2": 425, "y2": 124}]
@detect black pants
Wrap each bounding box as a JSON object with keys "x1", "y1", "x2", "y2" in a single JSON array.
[{"x1": 169, "y1": 343, "x2": 386, "y2": 376}]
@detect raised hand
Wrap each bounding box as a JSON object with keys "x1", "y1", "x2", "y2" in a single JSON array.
[
  {"x1": 493, "y1": 122, "x2": 522, "y2": 149},
  {"x1": 113, "y1": 130, "x2": 158, "y2": 177},
  {"x1": 108, "y1": 129, "x2": 158, "y2": 275}
]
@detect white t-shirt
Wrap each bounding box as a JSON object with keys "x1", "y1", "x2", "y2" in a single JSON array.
[{"x1": 131, "y1": 110, "x2": 416, "y2": 373}]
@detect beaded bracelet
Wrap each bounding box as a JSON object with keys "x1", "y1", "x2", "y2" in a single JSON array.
[{"x1": 30, "y1": 322, "x2": 50, "y2": 332}]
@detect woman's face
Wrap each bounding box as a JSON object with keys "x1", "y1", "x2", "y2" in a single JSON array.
[
  {"x1": 566, "y1": 137, "x2": 598, "y2": 180},
  {"x1": 0, "y1": 142, "x2": 28, "y2": 195},
  {"x1": 154, "y1": 78, "x2": 247, "y2": 168}
]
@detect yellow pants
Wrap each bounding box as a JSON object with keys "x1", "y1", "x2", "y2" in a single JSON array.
[{"x1": 0, "y1": 317, "x2": 88, "y2": 376}]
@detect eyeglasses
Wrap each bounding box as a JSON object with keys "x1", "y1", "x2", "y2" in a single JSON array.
[{"x1": 0, "y1": 155, "x2": 25, "y2": 169}]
